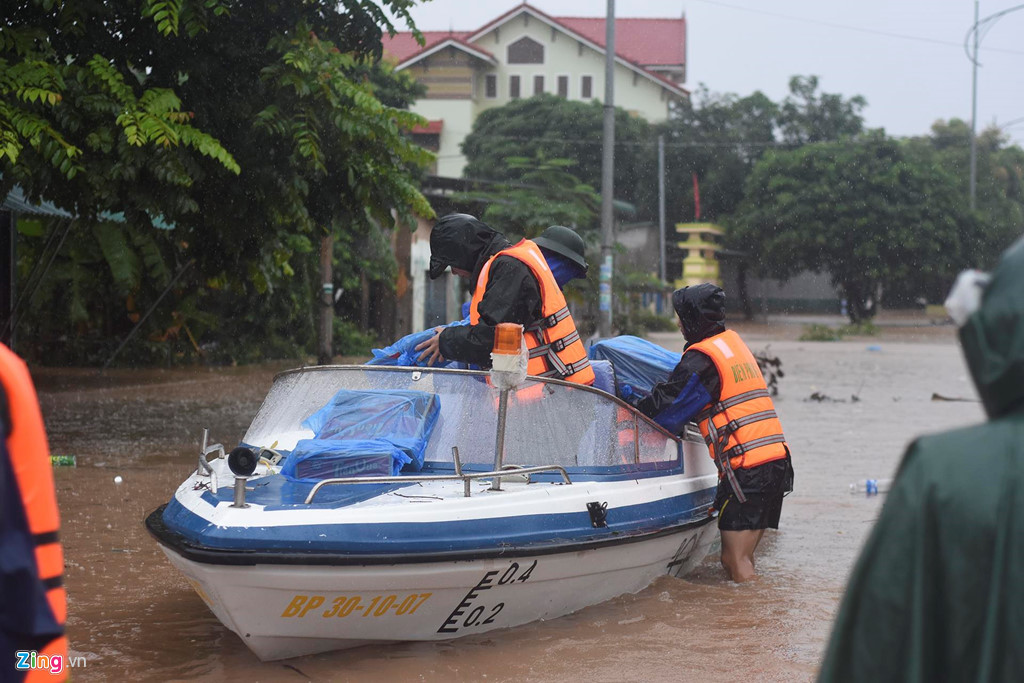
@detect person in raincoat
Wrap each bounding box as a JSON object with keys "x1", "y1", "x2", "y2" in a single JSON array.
[
  {"x1": 817, "y1": 236, "x2": 1024, "y2": 682},
  {"x1": 629, "y1": 284, "x2": 793, "y2": 582},
  {"x1": 415, "y1": 215, "x2": 594, "y2": 385}
]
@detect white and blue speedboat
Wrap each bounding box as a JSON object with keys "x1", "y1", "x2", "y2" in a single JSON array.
[{"x1": 146, "y1": 363, "x2": 718, "y2": 661}]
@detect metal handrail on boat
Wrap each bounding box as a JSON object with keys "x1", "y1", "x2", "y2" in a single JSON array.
[
  {"x1": 303, "y1": 464, "x2": 572, "y2": 504},
  {"x1": 198, "y1": 428, "x2": 225, "y2": 493}
]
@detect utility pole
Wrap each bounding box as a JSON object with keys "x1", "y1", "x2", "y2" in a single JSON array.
[
  {"x1": 969, "y1": 0, "x2": 979, "y2": 210},
  {"x1": 318, "y1": 234, "x2": 334, "y2": 365},
  {"x1": 598, "y1": 0, "x2": 616, "y2": 338},
  {"x1": 658, "y1": 134, "x2": 666, "y2": 283},
  {"x1": 965, "y1": 2, "x2": 1024, "y2": 211}
]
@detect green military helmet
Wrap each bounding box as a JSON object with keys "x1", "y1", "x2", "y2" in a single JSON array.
[{"x1": 533, "y1": 225, "x2": 588, "y2": 273}]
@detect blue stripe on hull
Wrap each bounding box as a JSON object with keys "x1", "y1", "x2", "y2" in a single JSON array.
[{"x1": 161, "y1": 488, "x2": 715, "y2": 555}]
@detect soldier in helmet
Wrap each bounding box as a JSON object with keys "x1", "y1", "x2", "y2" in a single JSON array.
[
  {"x1": 533, "y1": 225, "x2": 589, "y2": 288},
  {"x1": 416, "y1": 215, "x2": 594, "y2": 386}
]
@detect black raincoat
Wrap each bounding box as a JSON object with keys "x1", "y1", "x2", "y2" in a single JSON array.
[
  {"x1": 428, "y1": 216, "x2": 543, "y2": 368},
  {"x1": 636, "y1": 284, "x2": 726, "y2": 420},
  {"x1": 818, "y1": 236, "x2": 1024, "y2": 682}
]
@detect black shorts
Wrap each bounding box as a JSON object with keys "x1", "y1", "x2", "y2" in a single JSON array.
[{"x1": 713, "y1": 455, "x2": 793, "y2": 531}]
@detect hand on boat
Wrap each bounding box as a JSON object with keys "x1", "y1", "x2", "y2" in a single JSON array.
[{"x1": 415, "y1": 327, "x2": 446, "y2": 366}]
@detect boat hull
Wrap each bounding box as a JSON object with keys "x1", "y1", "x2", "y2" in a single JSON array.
[
  {"x1": 157, "y1": 516, "x2": 717, "y2": 661},
  {"x1": 147, "y1": 364, "x2": 722, "y2": 661}
]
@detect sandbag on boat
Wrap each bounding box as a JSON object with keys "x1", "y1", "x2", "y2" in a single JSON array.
[
  {"x1": 282, "y1": 439, "x2": 408, "y2": 481},
  {"x1": 281, "y1": 389, "x2": 441, "y2": 481},
  {"x1": 588, "y1": 335, "x2": 680, "y2": 398}
]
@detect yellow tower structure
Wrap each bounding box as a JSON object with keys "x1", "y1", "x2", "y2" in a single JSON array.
[{"x1": 675, "y1": 223, "x2": 723, "y2": 288}]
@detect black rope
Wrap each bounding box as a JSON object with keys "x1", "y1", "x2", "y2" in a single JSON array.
[
  {"x1": 2, "y1": 217, "x2": 75, "y2": 338},
  {"x1": 101, "y1": 259, "x2": 195, "y2": 371}
]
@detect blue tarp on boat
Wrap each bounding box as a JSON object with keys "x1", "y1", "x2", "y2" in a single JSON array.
[
  {"x1": 281, "y1": 389, "x2": 441, "y2": 481},
  {"x1": 588, "y1": 336, "x2": 680, "y2": 398}
]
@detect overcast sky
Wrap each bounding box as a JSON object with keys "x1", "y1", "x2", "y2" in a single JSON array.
[{"x1": 391, "y1": 0, "x2": 1024, "y2": 146}]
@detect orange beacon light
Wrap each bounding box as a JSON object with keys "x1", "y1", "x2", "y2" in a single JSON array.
[{"x1": 492, "y1": 322, "x2": 523, "y2": 356}]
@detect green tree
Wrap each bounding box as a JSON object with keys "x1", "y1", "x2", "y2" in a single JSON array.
[
  {"x1": 904, "y1": 119, "x2": 1024, "y2": 269},
  {"x1": 778, "y1": 75, "x2": 866, "y2": 146},
  {"x1": 455, "y1": 152, "x2": 600, "y2": 238},
  {"x1": 733, "y1": 134, "x2": 966, "y2": 322},
  {"x1": 1, "y1": 1, "x2": 241, "y2": 197},
  {"x1": 657, "y1": 87, "x2": 778, "y2": 222},
  {"x1": 2, "y1": 0, "x2": 435, "y2": 365},
  {"x1": 461, "y1": 94, "x2": 656, "y2": 220},
  {"x1": 361, "y1": 59, "x2": 427, "y2": 108}
]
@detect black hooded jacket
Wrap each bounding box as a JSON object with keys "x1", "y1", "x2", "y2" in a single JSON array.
[
  {"x1": 429, "y1": 216, "x2": 544, "y2": 367},
  {"x1": 635, "y1": 284, "x2": 726, "y2": 421}
]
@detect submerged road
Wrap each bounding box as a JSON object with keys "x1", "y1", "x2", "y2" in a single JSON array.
[{"x1": 35, "y1": 318, "x2": 981, "y2": 682}]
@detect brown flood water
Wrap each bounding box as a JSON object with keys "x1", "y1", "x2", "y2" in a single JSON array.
[{"x1": 35, "y1": 318, "x2": 984, "y2": 682}]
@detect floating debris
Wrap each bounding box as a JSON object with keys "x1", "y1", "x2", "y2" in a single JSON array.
[
  {"x1": 754, "y1": 348, "x2": 784, "y2": 396},
  {"x1": 931, "y1": 393, "x2": 978, "y2": 402},
  {"x1": 806, "y1": 391, "x2": 861, "y2": 403}
]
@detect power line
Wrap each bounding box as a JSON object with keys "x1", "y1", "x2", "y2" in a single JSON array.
[
  {"x1": 444, "y1": 133, "x2": 939, "y2": 150},
  {"x1": 693, "y1": 0, "x2": 1024, "y2": 57}
]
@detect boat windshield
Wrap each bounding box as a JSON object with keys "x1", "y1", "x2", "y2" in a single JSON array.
[{"x1": 243, "y1": 366, "x2": 680, "y2": 469}]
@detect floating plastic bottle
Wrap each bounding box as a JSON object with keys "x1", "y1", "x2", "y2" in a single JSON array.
[{"x1": 849, "y1": 478, "x2": 892, "y2": 495}]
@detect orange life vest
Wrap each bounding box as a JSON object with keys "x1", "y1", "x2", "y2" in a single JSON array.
[
  {"x1": 689, "y1": 330, "x2": 788, "y2": 474},
  {"x1": 615, "y1": 405, "x2": 635, "y2": 464},
  {"x1": 470, "y1": 239, "x2": 595, "y2": 386},
  {"x1": 1, "y1": 344, "x2": 68, "y2": 681}
]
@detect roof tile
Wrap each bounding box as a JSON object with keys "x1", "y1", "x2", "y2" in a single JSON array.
[
  {"x1": 557, "y1": 17, "x2": 685, "y2": 67},
  {"x1": 382, "y1": 8, "x2": 685, "y2": 71}
]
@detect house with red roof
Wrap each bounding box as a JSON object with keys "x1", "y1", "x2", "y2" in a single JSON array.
[{"x1": 383, "y1": 3, "x2": 688, "y2": 178}]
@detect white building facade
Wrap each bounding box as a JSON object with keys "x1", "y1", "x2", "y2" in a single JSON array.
[{"x1": 385, "y1": 4, "x2": 688, "y2": 178}]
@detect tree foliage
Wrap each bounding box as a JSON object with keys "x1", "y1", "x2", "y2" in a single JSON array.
[
  {"x1": 657, "y1": 87, "x2": 779, "y2": 222},
  {"x1": 461, "y1": 94, "x2": 656, "y2": 220},
  {"x1": 2, "y1": 0, "x2": 435, "y2": 365},
  {"x1": 455, "y1": 152, "x2": 600, "y2": 239},
  {"x1": 778, "y1": 75, "x2": 866, "y2": 146},
  {"x1": 457, "y1": 74, "x2": 1018, "y2": 325},
  {"x1": 733, "y1": 134, "x2": 966, "y2": 321},
  {"x1": 0, "y1": 1, "x2": 241, "y2": 186},
  {"x1": 904, "y1": 119, "x2": 1024, "y2": 269},
  {"x1": 657, "y1": 76, "x2": 866, "y2": 223},
  {"x1": 460, "y1": 78, "x2": 867, "y2": 229}
]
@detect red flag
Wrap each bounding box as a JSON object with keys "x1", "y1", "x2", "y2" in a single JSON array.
[{"x1": 692, "y1": 172, "x2": 701, "y2": 220}]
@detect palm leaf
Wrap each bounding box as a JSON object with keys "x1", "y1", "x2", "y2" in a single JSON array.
[
  {"x1": 129, "y1": 224, "x2": 173, "y2": 286},
  {"x1": 92, "y1": 222, "x2": 141, "y2": 292}
]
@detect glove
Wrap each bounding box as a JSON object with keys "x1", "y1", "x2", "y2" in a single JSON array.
[{"x1": 619, "y1": 384, "x2": 641, "y2": 407}]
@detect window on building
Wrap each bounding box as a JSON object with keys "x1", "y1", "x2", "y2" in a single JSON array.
[
  {"x1": 507, "y1": 36, "x2": 544, "y2": 64},
  {"x1": 581, "y1": 75, "x2": 593, "y2": 99},
  {"x1": 533, "y1": 75, "x2": 544, "y2": 96},
  {"x1": 557, "y1": 75, "x2": 569, "y2": 98},
  {"x1": 485, "y1": 74, "x2": 497, "y2": 98},
  {"x1": 509, "y1": 75, "x2": 520, "y2": 99}
]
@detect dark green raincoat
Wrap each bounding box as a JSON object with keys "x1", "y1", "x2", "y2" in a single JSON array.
[{"x1": 818, "y1": 236, "x2": 1024, "y2": 683}]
